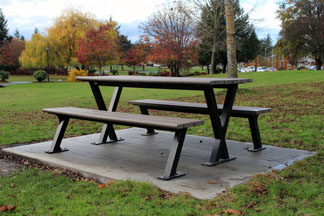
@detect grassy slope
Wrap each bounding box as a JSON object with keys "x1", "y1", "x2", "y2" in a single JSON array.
[{"x1": 1, "y1": 70, "x2": 324, "y2": 215}]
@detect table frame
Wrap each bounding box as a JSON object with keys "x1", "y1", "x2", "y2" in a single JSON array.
[{"x1": 79, "y1": 76, "x2": 250, "y2": 166}]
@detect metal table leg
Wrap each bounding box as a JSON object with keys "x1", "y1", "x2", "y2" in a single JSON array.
[
  {"x1": 89, "y1": 83, "x2": 124, "y2": 145},
  {"x1": 202, "y1": 85, "x2": 238, "y2": 166}
]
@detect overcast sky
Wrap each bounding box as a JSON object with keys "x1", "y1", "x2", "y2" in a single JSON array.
[{"x1": 0, "y1": 0, "x2": 281, "y2": 44}]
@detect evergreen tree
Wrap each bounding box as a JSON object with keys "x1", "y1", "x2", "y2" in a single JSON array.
[
  {"x1": 0, "y1": 8, "x2": 11, "y2": 45},
  {"x1": 197, "y1": 0, "x2": 252, "y2": 73},
  {"x1": 237, "y1": 29, "x2": 260, "y2": 64},
  {"x1": 14, "y1": 28, "x2": 20, "y2": 38}
]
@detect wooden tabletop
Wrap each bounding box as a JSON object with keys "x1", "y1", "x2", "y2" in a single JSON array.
[{"x1": 76, "y1": 76, "x2": 252, "y2": 86}]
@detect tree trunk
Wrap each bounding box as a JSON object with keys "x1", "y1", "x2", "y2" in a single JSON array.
[
  {"x1": 98, "y1": 65, "x2": 102, "y2": 76},
  {"x1": 224, "y1": 0, "x2": 237, "y2": 78},
  {"x1": 210, "y1": 39, "x2": 217, "y2": 74},
  {"x1": 315, "y1": 57, "x2": 322, "y2": 70}
]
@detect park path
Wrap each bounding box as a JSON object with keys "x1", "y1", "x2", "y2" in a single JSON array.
[{"x1": 0, "y1": 81, "x2": 32, "y2": 87}]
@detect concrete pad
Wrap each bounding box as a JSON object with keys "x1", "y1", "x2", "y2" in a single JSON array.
[{"x1": 2, "y1": 128, "x2": 314, "y2": 199}]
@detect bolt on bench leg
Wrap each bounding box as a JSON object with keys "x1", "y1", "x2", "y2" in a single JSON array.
[
  {"x1": 247, "y1": 115, "x2": 266, "y2": 152},
  {"x1": 45, "y1": 116, "x2": 69, "y2": 154},
  {"x1": 158, "y1": 129, "x2": 187, "y2": 180}
]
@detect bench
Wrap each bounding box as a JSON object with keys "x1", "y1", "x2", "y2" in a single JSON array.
[
  {"x1": 128, "y1": 99, "x2": 272, "y2": 152},
  {"x1": 43, "y1": 107, "x2": 204, "y2": 180}
]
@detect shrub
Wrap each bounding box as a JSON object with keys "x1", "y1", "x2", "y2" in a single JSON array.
[
  {"x1": 88, "y1": 69, "x2": 96, "y2": 76},
  {"x1": 0, "y1": 71, "x2": 10, "y2": 81},
  {"x1": 110, "y1": 70, "x2": 118, "y2": 75},
  {"x1": 67, "y1": 69, "x2": 87, "y2": 82},
  {"x1": 33, "y1": 70, "x2": 47, "y2": 82},
  {"x1": 160, "y1": 70, "x2": 170, "y2": 76}
]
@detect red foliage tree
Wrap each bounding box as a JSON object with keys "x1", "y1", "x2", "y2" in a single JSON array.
[
  {"x1": 125, "y1": 41, "x2": 150, "y2": 71},
  {"x1": 141, "y1": 1, "x2": 198, "y2": 76},
  {"x1": 0, "y1": 38, "x2": 25, "y2": 71},
  {"x1": 77, "y1": 23, "x2": 119, "y2": 75}
]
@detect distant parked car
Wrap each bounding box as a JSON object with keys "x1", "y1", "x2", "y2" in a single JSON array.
[
  {"x1": 257, "y1": 67, "x2": 267, "y2": 72},
  {"x1": 308, "y1": 65, "x2": 316, "y2": 70},
  {"x1": 238, "y1": 67, "x2": 247, "y2": 72},
  {"x1": 246, "y1": 66, "x2": 255, "y2": 72},
  {"x1": 267, "y1": 67, "x2": 278, "y2": 71}
]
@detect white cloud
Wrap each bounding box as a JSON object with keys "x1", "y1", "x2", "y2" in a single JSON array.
[
  {"x1": 1, "y1": 0, "x2": 281, "y2": 42},
  {"x1": 241, "y1": 0, "x2": 281, "y2": 29},
  {"x1": 1, "y1": 0, "x2": 166, "y2": 40}
]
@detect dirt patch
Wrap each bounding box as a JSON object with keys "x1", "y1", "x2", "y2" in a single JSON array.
[{"x1": 0, "y1": 159, "x2": 23, "y2": 177}]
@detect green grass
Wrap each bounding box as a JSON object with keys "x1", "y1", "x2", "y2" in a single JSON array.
[{"x1": 1, "y1": 70, "x2": 324, "y2": 215}]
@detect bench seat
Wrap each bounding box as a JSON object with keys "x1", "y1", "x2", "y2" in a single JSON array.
[
  {"x1": 43, "y1": 107, "x2": 203, "y2": 130},
  {"x1": 43, "y1": 107, "x2": 204, "y2": 180},
  {"x1": 129, "y1": 99, "x2": 272, "y2": 151}
]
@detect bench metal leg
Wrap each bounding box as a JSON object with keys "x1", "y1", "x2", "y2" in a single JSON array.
[
  {"x1": 92, "y1": 124, "x2": 124, "y2": 145},
  {"x1": 139, "y1": 106, "x2": 158, "y2": 136},
  {"x1": 247, "y1": 115, "x2": 266, "y2": 152},
  {"x1": 45, "y1": 116, "x2": 69, "y2": 154},
  {"x1": 158, "y1": 129, "x2": 187, "y2": 180},
  {"x1": 202, "y1": 85, "x2": 237, "y2": 166}
]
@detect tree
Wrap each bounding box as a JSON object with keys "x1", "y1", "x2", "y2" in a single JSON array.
[
  {"x1": 19, "y1": 31, "x2": 49, "y2": 69},
  {"x1": 278, "y1": 0, "x2": 324, "y2": 70},
  {"x1": 197, "y1": 0, "x2": 252, "y2": 73},
  {"x1": 140, "y1": 1, "x2": 198, "y2": 76},
  {"x1": 193, "y1": 0, "x2": 225, "y2": 74},
  {"x1": 47, "y1": 8, "x2": 98, "y2": 68},
  {"x1": 224, "y1": 0, "x2": 237, "y2": 78},
  {"x1": 237, "y1": 29, "x2": 260, "y2": 65},
  {"x1": 118, "y1": 34, "x2": 132, "y2": 70},
  {"x1": 0, "y1": 38, "x2": 25, "y2": 71},
  {"x1": 125, "y1": 41, "x2": 150, "y2": 71},
  {"x1": 273, "y1": 38, "x2": 306, "y2": 69},
  {"x1": 0, "y1": 8, "x2": 11, "y2": 45},
  {"x1": 13, "y1": 29, "x2": 20, "y2": 38},
  {"x1": 77, "y1": 22, "x2": 119, "y2": 75}
]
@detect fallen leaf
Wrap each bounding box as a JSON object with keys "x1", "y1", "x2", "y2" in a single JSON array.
[
  {"x1": 10, "y1": 183, "x2": 15, "y2": 188},
  {"x1": 0, "y1": 205, "x2": 17, "y2": 212},
  {"x1": 98, "y1": 184, "x2": 106, "y2": 188},
  {"x1": 207, "y1": 180, "x2": 220, "y2": 184},
  {"x1": 204, "y1": 214, "x2": 221, "y2": 216},
  {"x1": 221, "y1": 209, "x2": 242, "y2": 215},
  {"x1": 247, "y1": 201, "x2": 256, "y2": 209}
]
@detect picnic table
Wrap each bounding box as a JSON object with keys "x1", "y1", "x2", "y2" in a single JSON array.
[{"x1": 76, "y1": 76, "x2": 252, "y2": 166}]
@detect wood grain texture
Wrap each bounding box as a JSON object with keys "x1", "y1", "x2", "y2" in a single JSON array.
[
  {"x1": 43, "y1": 107, "x2": 204, "y2": 130},
  {"x1": 129, "y1": 99, "x2": 272, "y2": 115}
]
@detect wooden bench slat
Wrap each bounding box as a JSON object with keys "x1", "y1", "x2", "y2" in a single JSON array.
[
  {"x1": 129, "y1": 99, "x2": 272, "y2": 152},
  {"x1": 43, "y1": 107, "x2": 204, "y2": 130},
  {"x1": 128, "y1": 99, "x2": 272, "y2": 115}
]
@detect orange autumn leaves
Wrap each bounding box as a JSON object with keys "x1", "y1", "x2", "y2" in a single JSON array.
[{"x1": 0, "y1": 205, "x2": 16, "y2": 212}]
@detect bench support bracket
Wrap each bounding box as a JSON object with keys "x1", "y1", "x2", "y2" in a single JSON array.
[
  {"x1": 158, "y1": 129, "x2": 187, "y2": 180},
  {"x1": 45, "y1": 116, "x2": 69, "y2": 154}
]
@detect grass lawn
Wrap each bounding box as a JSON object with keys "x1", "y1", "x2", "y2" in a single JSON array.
[{"x1": 0, "y1": 70, "x2": 324, "y2": 215}]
